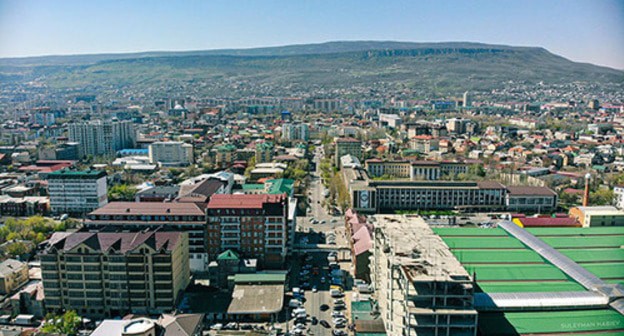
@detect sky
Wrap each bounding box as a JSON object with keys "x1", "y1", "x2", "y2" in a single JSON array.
[{"x1": 0, "y1": 0, "x2": 623, "y2": 69}]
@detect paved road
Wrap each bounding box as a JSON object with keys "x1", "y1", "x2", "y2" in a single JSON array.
[{"x1": 284, "y1": 147, "x2": 353, "y2": 335}]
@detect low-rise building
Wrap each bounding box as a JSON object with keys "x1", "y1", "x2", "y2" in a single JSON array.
[
  {"x1": 40, "y1": 231, "x2": 190, "y2": 317},
  {"x1": 505, "y1": 186, "x2": 558, "y2": 212},
  {"x1": 569, "y1": 206, "x2": 624, "y2": 227},
  {"x1": 0, "y1": 259, "x2": 29, "y2": 295}
]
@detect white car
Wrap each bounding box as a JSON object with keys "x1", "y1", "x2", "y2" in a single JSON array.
[
  {"x1": 333, "y1": 317, "x2": 347, "y2": 325},
  {"x1": 331, "y1": 311, "x2": 345, "y2": 318},
  {"x1": 210, "y1": 323, "x2": 223, "y2": 330}
]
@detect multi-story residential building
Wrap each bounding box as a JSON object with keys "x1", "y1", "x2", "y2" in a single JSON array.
[
  {"x1": 86, "y1": 202, "x2": 208, "y2": 273},
  {"x1": 206, "y1": 194, "x2": 290, "y2": 268},
  {"x1": 409, "y1": 135, "x2": 439, "y2": 154},
  {"x1": 214, "y1": 144, "x2": 237, "y2": 168},
  {"x1": 372, "y1": 215, "x2": 477, "y2": 336},
  {"x1": 68, "y1": 120, "x2": 136, "y2": 158},
  {"x1": 48, "y1": 170, "x2": 108, "y2": 215},
  {"x1": 281, "y1": 123, "x2": 309, "y2": 141},
  {"x1": 0, "y1": 259, "x2": 29, "y2": 295},
  {"x1": 148, "y1": 141, "x2": 193, "y2": 167},
  {"x1": 378, "y1": 113, "x2": 402, "y2": 129},
  {"x1": 40, "y1": 231, "x2": 189, "y2": 318},
  {"x1": 335, "y1": 137, "x2": 362, "y2": 167},
  {"x1": 446, "y1": 118, "x2": 470, "y2": 134},
  {"x1": 505, "y1": 186, "x2": 558, "y2": 212},
  {"x1": 255, "y1": 141, "x2": 274, "y2": 164}
]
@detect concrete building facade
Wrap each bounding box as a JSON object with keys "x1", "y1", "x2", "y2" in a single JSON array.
[
  {"x1": 206, "y1": 194, "x2": 290, "y2": 268},
  {"x1": 40, "y1": 231, "x2": 190, "y2": 318},
  {"x1": 48, "y1": 170, "x2": 108, "y2": 215},
  {"x1": 335, "y1": 138, "x2": 362, "y2": 167},
  {"x1": 148, "y1": 141, "x2": 193, "y2": 167},
  {"x1": 372, "y1": 215, "x2": 477, "y2": 336}
]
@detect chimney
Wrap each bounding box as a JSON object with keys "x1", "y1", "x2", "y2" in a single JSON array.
[{"x1": 582, "y1": 173, "x2": 591, "y2": 206}]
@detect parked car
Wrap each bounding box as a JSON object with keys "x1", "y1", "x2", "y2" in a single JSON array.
[
  {"x1": 210, "y1": 323, "x2": 223, "y2": 330},
  {"x1": 320, "y1": 320, "x2": 331, "y2": 328}
]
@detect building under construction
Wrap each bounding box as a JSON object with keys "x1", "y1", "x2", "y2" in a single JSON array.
[{"x1": 371, "y1": 215, "x2": 477, "y2": 336}]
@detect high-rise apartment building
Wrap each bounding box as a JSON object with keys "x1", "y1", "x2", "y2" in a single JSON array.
[
  {"x1": 86, "y1": 202, "x2": 208, "y2": 273},
  {"x1": 68, "y1": 120, "x2": 136, "y2": 158},
  {"x1": 48, "y1": 170, "x2": 108, "y2": 215},
  {"x1": 281, "y1": 123, "x2": 309, "y2": 142},
  {"x1": 335, "y1": 137, "x2": 362, "y2": 167},
  {"x1": 206, "y1": 194, "x2": 290, "y2": 268},
  {"x1": 372, "y1": 215, "x2": 477, "y2": 336},
  {"x1": 40, "y1": 231, "x2": 190, "y2": 317},
  {"x1": 148, "y1": 141, "x2": 193, "y2": 167},
  {"x1": 463, "y1": 91, "x2": 472, "y2": 108}
]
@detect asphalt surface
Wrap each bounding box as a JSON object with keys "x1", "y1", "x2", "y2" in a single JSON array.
[{"x1": 283, "y1": 147, "x2": 353, "y2": 336}]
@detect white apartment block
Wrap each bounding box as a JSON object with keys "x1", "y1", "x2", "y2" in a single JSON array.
[
  {"x1": 48, "y1": 170, "x2": 108, "y2": 215},
  {"x1": 148, "y1": 141, "x2": 193, "y2": 166}
]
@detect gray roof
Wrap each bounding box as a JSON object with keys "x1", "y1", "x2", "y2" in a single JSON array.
[
  {"x1": 0, "y1": 259, "x2": 25, "y2": 278},
  {"x1": 227, "y1": 284, "x2": 284, "y2": 314},
  {"x1": 136, "y1": 185, "x2": 180, "y2": 196}
]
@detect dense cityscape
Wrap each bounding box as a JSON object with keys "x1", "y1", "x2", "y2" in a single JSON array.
[{"x1": 0, "y1": 1, "x2": 624, "y2": 336}]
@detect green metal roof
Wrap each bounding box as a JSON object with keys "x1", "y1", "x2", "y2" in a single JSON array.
[
  {"x1": 241, "y1": 184, "x2": 265, "y2": 191},
  {"x1": 47, "y1": 169, "x2": 106, "y2": 178},
  {"x1": 539, "y1": 236, "x2": 624, "y2": 249},
  {"x1": 479, "y1": 309, "x2": 624, "y2": 335},
  {"x1": 477, "y1": 281, "x2": 585, "y2": 293},
  {"x1": 442, "y1": 236, "x2": 526, "y2": 249},
  {"x1": 433, "y1": 227, "x2": 508, "y2": 236},
  {"x1": 526, "y1": 227, "x2": 624, "y2": 236},
  {"x1": 561, "y1": 248, "x2": 624, "y2": 263},
  {"x1": 453, "y1": 249, "x2": 545, "y2": 264},
  {"x1": 217, "y1": 249, "x2": 239, "y2": 261},
  {"x1": 266, "y1": 178, "x2": 294, "y2": 195},
  {"x1": 233, "y1": 272, "x2": 286, "y2": 284}
]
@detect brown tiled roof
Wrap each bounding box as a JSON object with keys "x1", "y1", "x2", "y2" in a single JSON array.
[
  {"x1": 207, "y1": 194, "x2": 287, "y2": 209},
  {"x1": 46, "y1": 231, "x2": 183, "y2": 253},
  {"x1": 476, "y1": 181, "x2": 506, "y2": 189},
  {"x1": 89, "y1": 202, "x2": 205, "y2": 216},
  {"x1": 507, "y1": 186, "x2": 557, "y2": 196},
  {"x1": 178, "y1": 178, "x2": 225, "y2": 202}
]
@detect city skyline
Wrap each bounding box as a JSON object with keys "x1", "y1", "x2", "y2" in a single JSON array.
[{"x1": 0, "y1": 0, "x2": 623, "y2": 69}]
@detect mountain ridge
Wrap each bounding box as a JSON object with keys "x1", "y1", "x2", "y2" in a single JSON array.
[{"x1": 1, "y1": 41, "x2": 622, "y2": 96}]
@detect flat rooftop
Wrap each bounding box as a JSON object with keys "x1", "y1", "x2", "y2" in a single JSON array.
[
  {"x1": 373, "y1": 215, "x2": 470, "y2": 282},
  {"x1": 227, "y1": 284, "x2": 284, "y2": 314}
]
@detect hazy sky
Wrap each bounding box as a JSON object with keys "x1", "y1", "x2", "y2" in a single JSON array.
[{"x1": 0, "y1": 0, "x2": 623, "y2": 69}]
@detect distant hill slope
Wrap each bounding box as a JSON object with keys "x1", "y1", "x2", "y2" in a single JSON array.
[{"x1": 1, "y1": 41, "x2": 622, "y2": 95}]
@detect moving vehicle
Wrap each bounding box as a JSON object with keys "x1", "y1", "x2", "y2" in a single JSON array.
[{"x1": 320, "y1": 320, "x2": 331, "y2": 328}]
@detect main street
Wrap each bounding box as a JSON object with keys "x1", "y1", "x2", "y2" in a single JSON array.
[{"x1": 284, "y1": 145, "x2": 353, "y2": 335}]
